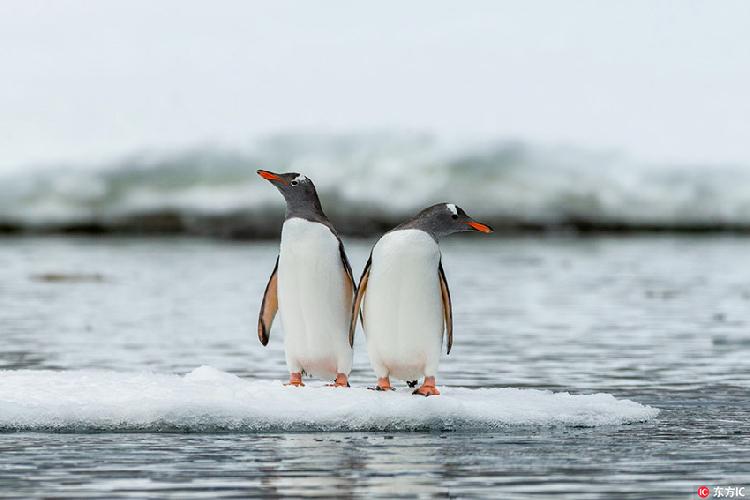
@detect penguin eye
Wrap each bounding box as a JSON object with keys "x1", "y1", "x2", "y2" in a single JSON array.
[
  {"x1": 290, "y1": 180, "x2": 299, "y2": 186},
  {"x1": 451, "y1": 214, "x2": 458, "y2": 220}
]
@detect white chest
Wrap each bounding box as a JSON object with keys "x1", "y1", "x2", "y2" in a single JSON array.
[
  {"x1": 277, "y1": 217, "x2": 348, "y2": 335},
  {"x1": 365, "y1": 229, "x2": 442, "y2": 325},
  {"x1": 279, "y1": 217, "x2": 339, "y2": 259},
  {"x1": 278, "y1": 218, "x2": 342, "y2": 302},
  {"x1": 369, "y1": 229, "x2": 441, "y2": 282}
]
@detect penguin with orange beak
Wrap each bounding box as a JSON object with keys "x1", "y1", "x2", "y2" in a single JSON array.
[
  {"x1": 350, "y1": 203, "x2": 493, "y2": 396},
  {"x1": 256, "y1": 170, "x2": 356, "y2": 388}
]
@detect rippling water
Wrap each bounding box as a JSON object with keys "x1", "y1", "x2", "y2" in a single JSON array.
[{"x1": 1, "y1": 235, "x2": 748, "y2": 498}]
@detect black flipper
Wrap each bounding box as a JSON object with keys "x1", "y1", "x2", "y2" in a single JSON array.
[
  {"x1": 257, "y1": 256, "x2": 279, "y2": 346},
  {"x1": 349, "y1": 252, "x2": 372, "y2": 347},
  {"x1": 438, "y1": 259, "x2": 453, "y2": 354},
  {"x1": 338, "y1": 237, "x2": 357, "y2": 306}
]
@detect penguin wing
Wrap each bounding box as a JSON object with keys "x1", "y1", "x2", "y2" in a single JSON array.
[
  {"x1": 438, "y1": 259, "x2": 454, "y2": 354},
  {"x1": 337, "y1": 238, "x2": 357, "y2": 306},
  {"x1": 257, "y1": 256, "x2": 279, "y2": 346},
  {"x1": 349, "y1": 252, "x2": 372, "y2": 347}
]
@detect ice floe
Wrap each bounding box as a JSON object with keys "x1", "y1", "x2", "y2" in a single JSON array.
[{"x1": 0, "y1": 366, "x2": 659, "y2": 432}]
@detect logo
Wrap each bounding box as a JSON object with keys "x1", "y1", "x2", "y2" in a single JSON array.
[{"x1": 698, "y1": 486, "x2": 710, "y2": 498}]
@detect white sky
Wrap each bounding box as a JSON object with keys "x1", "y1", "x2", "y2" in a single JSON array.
[{"x1": 1, "y1": 0, "x2": 749, "y2": 171}]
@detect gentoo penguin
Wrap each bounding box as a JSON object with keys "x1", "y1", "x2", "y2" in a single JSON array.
[
  {"x1": 350, "y1": 203, "x2": 493, "y2": 396},
  {"x1": 257, "y1": 170, "x2": 356, "y2": 387}
]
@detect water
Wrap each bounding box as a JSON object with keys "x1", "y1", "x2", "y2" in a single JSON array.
[{"x1": 1, "y1": 235, "x2": 749, "y2": 498}]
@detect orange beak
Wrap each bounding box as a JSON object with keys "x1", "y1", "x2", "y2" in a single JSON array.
[
  {"x1": 467, "y1": 221, "x2": 493, "y2": 233},
  {"x1": 257, "y1": 169, "x2": 287, "y2": 185}
]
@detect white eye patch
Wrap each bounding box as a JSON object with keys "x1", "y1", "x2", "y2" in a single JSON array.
[
  {"x1": 293, "y1": 175, "x2": 308, "y2": 183},
  {"x1": 446, "y1": 203, "x2": 458, "y2": 216}
]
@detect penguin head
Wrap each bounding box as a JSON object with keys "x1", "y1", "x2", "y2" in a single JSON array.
[
  {"x1": 413, "y1": 203, "x2": 494, "y2": 238},
  {"x1": 257, "y1": 170, "x2": 321, "y2": 210}
]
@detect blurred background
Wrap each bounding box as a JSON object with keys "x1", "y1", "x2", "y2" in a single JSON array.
[{"x1": 2, "y1": 0, "x2": 750, "y2": 237}]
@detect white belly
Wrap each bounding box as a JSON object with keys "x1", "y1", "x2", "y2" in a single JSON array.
[
  {"x1": 363, "y1": 229, "x2": 444, "y2": 380},
  {"x1": 277, "y1": 218, "x2": 352, "y2": 379}
]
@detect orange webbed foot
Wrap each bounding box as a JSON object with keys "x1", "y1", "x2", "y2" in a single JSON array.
[
  {"x1": 368, "y1": 377, "x2": 394, "y2": 391},
  {"x1": 326, "y1": 373, "x2": 350, "y2": 388},
  {"x1": 285, "y1": 372, "x2": 305, "y2": 387},
  {"x1": 412, "y1": 377, "x2": 440, "y2": 396}
]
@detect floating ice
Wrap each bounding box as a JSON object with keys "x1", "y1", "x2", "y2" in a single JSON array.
[{"x1": 0, "y1": 366, "x2": 658, "y2": 432}]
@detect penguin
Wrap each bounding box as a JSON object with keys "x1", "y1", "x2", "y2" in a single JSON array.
[
  {"x1": 350, "y1": 203, "x2": 493, "y2": 396},
  {"x1": 257, "y1": 170, "x2": 356, "y2": 387}
]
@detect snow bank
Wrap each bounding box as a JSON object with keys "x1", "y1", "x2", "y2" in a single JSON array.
[{"x1": 0, "y1": 366, "x2": 658, "y2": 432}]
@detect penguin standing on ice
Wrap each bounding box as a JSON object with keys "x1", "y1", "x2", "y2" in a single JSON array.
[
  {"x1": 257, "y1": 170, "x2": 356, "y2": 387},
  {"x1": 350, "y1": 203, "x2": 493, "y2": 396}
]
